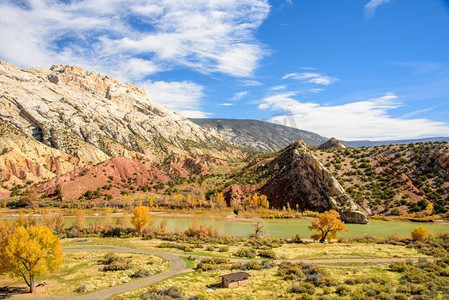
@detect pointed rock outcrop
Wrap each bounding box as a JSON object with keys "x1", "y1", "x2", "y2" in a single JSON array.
[{"x1": 318, "y1": 137, "x2": 346, "y2": 150}]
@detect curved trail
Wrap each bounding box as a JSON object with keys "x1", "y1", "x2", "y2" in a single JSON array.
[{"x1": 56, "y1": 245, "x2": 188, "y2": 300}]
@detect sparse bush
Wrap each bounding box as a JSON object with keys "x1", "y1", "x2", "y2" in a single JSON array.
[
  {"x1": 76, "y1": 284, "x2": 88, "y2": 293},
  {"x1": 234, "y1": 247, "x2": 257, "y2": 258},
  {"x1": 131, "y1": 268, "x2": 151, "y2": 278},
  {"x1": 335, "y1": 285, "x2": 351, "y2": 296},
  {"x1": 141, "y1": 287, "x2": 184, "y2": 300},
  {"x1": 291, "y1": 282, "x2": 315, "y2": 295},
  {"x1": 218, "y1": 246, "x2": 229, "y2": 252},
  {"x1": 100, "y1": 253, "x2": 131, "y2": 271},
  {"x1": 258, "y1": 249, "x2": 276, "y2": 259}
]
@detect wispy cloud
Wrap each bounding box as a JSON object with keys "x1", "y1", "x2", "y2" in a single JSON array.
[
  {"x1": 240, "y1": 79, "x2": 263, "y2": 86},
  {"x1": 270, "y1": 85, "x2": 288, "y2": 91},
  {"x1": 258, "y1": 92, "x2": 449, "y2": 140},
  {"x1": 401, "y1": 105, "x2": 441, "y2": 119},
  {"x1": 0, "y1": 0, "x2": 270, "y2": 78},
  {"x1": 282, "y1": 72, "x2": 338, "y2": 85},
  {"x1": 219, "y1": 103, "x2": 234, "y2": 106},
  {"x1": 309, "y1": 88, "x2": 324, "y2": 93},
  {"x1": 364, "y1": 0, "x2": 391, "y2": 19},
  {"x1": 141, "y1": 80, "x2": 209, "y2": 118},
  {"x1": 230, "y1": 91, "x2": 248, "y2": 101}
]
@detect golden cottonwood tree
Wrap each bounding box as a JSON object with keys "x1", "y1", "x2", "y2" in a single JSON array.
[
  {"x1": 0, "y1": 225, "x2": 63, "y2": 293},
  {"x1": 132, "y1": 203, "x2": 151, "y2": 235},
  {"x1": 309, "y1": 210, "x2": 348, "y2": 243}
]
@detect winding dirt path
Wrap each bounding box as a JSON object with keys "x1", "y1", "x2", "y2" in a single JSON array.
[{"x1": 46, "y1": 245, "x2": 188, "y2": 300}]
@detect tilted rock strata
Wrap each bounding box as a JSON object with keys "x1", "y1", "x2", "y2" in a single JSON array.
[
  {"x1": 225, "y1": 141, "x2": 368, "y2": 223},
  {"x1": 0, "y1": 62, "x2": 242, "y2": 164}
]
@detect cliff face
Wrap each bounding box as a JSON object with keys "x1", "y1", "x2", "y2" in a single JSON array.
[
  {"x1": 226, "y1": 141, "x2": 368, "y2": 223},
  {"x1": 0, "y1": 62, "x2": 242, "y2": 163},
  {"x1": 0, "y1": 62, "x2": 244, "y2": 192}
]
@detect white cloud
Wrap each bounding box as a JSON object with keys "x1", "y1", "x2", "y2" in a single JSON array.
[
  {"x1": 364, "y1": 0, "x2": 391, "y2": 19},
  {"x1": 309, "y1": 88, "x2": 324, "y2": 93},
  {"x1": 240, "y1": 79, "x2": 263, "y2": 86},
  {"x1": 0, "y1": 0, "x2": 270, "y2": 78},
  {"x1": 231, "y1": 91, "x2": 248, "y2": 101},
  {"x1": 219, "y1": 103, "x2": 234, "y2": 106},
  {"x1": 141, "y1": 80, "x2": 208, "y2": 118},
  {"x1": 270, "y1": 85, "x2": 287, "y2": 91},
  {"x1": 258, "y1": 92, "x2": 449, "y2": 140},
  {"x1": 282, "y1": 72, "x2": 338, "y2": 85},
  {"x1": 0, "y1": 1, "x2": 270, "y2": 119}
]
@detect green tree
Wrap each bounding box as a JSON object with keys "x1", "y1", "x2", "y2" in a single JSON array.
[{"x1": 0, "y1": 225, "x2": 63, "y2": 293}]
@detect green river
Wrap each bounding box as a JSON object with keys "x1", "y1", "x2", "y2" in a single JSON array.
[{"x1": 73, "y1": 214, "x2": 448, "y2": 238}]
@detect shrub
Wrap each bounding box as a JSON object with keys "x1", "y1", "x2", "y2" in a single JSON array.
[
  {"x1": 205, "y1": 245, "x2": 215, "y2": 251},
  {"x1": 335, "y1": 285, "x2": 351, "y2": 296},
  {"x1": 102, "y1": 259, "x2": 131, "y2": 271},
  {"x1": 291, "y1": 234, "x2": 303, "y2": 243},
  {"x1": 245, "y1": 261, "x2": 262, "y2": 270},
  {"x1": 76, "y1": 284, "x2": 88, "y2": 293},
  {"x1": 277, "y1": 262, "x2": 305, "y2": 281},
  {"x1": 218, "y1": 246, "x2": 229, "y2": 252},
  {"x1": 131, "y1": 268, "x2": 151, "y2": 278},
  {"x1": 258, "y1": 249, "x2": 276, "y2": 259},
  {"x1": 291, "y1": 282, "x2": 315, "y2": 295},
  {"x1": 196, "y1": 263, "x2": 219, "y2": 271},
  {"x1": 411, "y1": 226, "x2": 427, "y2": 241},
  {"x1": 141, "y1": 287, "x2": 184, "y2": 300},
  {"x1": 234, "y1": 247, "x2": 257, "y2": 258},
  {"x1": 101, "y1": 253, "x2": 131, "y2": 271},
  {"x1": 66, "y1": 228, "x2": 83, "y2": 238}
]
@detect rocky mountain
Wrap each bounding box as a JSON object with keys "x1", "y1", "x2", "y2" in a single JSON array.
[
  {"x1": 0, "y1": 62, "x2": 243, "y2": 191},
  {"x1": 190, "y1": 118, "x2": 327, "y2": 152},
  {"x1": 318, "y1": 137, "x2": 346, "y2": 150},
  {"x1": 224, "y1": 140, "x2": 368, "y2": 223}
]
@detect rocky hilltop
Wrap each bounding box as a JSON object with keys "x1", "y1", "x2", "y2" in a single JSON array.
[
  {"x1": 318, "y1": 137, "x2": 346, "y2": 150},
  {"x1": 0, "y1": 62, "x2": 243, "y2": 190},
  {"x1": 225, "y1": 141, "x2": 368, "y2": 223},
  {"x1": 190, "y1": 118, "x2": 327, "y2": 152}
]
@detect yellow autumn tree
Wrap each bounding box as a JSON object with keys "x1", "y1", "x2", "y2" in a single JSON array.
[
  {"x1": 260, "y1": 195, "x2": 269, "y2": 209},
  {"x1": 0, "y1": 225, "x2": 63, "y2": 293},
  {"x1": 74, "y1": 210, "x2": 85, "y2": 231},
  {"x1": 132, "y1": 202, "x2": 151, "y2": 235},
  {"x1": 425, "y1": 203, "x2": 434, "y2": 216},
  {"x1": 411, "y1": 226, "x2": 427, "y2": 241},
  {"x1": 309, "y1": 210, "x2": 348, "y2": 243},
  {"x1": 0, "y1": 224, "x2": 14, "y2": 273}
]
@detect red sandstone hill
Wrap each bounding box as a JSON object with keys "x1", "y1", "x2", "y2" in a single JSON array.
[{"x1": 39, "y1": 157, "x2": 170, "y2": 200}]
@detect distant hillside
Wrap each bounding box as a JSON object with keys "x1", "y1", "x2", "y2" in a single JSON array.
[
  {"x1": 190, "y1": 118, "x2": 327, "y2": 152},
  {"x1": 345, "y1": 137, "x2": 449, "y2": 148},
  {"x1": 313, "y1": 141, "x2": 449, "y2": 216}
]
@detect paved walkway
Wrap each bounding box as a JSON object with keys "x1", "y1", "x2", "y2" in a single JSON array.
[{"x1": 38, "y1": 245, "x2": 188, "y2": 300}]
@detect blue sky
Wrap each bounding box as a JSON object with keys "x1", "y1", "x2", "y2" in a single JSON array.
[{"x1": 1, "y1": 0, "x2": 448, "y2": 140}]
